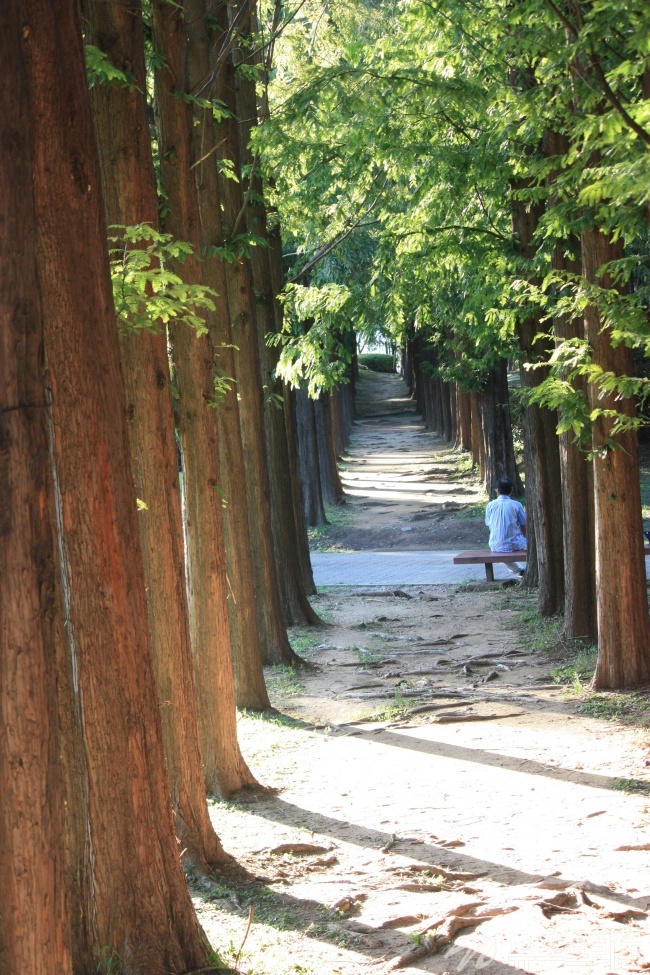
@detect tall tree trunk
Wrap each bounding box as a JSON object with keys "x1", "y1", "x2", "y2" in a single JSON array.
[
  {"x1": 470, "y1": 391, "x2": 485, "y2": 479},
  {"x1": 296, "y1": 387, "x2": 328, "y2": 526},
  {"x1": 441, "y1": 381, "x2": 453, "y2": 442},
  {"x1": 214, "y1": 0, "x2": 299, "y2": 665},
  {"x1": 266, "y1": 200, "x2": 318, "y2": 601},
  {"x1": 233, "y1": 11, "x2": 320, "y2": 624},
  {"x1": 582, "y1": 225, "x2": 650, "y2": 687},
  {"x1": 84, "y1": 0, "x2": 227, "y2": 867},
  {"x1": 512, "y1": 191, "x2": 565, "y2": 614},
  {"x1": 24, "y1": 0, "x2": 212, "y2": 966},
  {"x1": 0, "y1": 12, "x2": 70, "y2": 968},
  {"x1": 457, "y1": 388, "x2": 472, "y2": 451},
  {"x1": 151, "y1": 0, "x2": 259, "y2": 787},
  {"x1": 314, "y1": 395, "x2": 346, "y2": 505},
  {"x1": 481, "y1": 361, "x2": 521, "y2": 499},
  {"x1": 182, "y1": 0, "x2": 271, "y2": 706},
  {"x1": 545, "y1": 131, "x2": 597, "y2": 639}
]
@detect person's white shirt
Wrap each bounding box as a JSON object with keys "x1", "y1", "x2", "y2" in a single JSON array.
[{"x1": 485, "y1": 493, "x2": 526, "y2": 552}]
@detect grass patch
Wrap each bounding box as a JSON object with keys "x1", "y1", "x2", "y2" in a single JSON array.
[
  {"x1": 239, "y1": 708, "x2": 308, "y2": 731},
  {"x1": 611, "y1": 777, "x2": 650, "y2": 795},
  {"x1": 288, "y1": 630, "x2": 322, "y2": 658},
  {"x1": 265, "y1": 665, "x2": 303, "y2": 702},
  {"x1": 371, "y1": 684, "x2": 412, "y2": 722},
  {"x1": 550, "y1": 645, "x2": 598, "y2": 691},
  {"x1": 308, "y1": 504, "x2": 354, "y2": 552},
  {"x1": 578, "y1": 692, "x2": 650, "y2": 727},
  {"x1": 355, "y1": 645, "x2": 386, "y2": 666}
]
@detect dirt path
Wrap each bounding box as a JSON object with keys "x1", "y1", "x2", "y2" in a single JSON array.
[
  {"x1": 195, "y1": 372, "x2": 650, "y2": 975},
  {"x1": 315, "y1": 371, "x2": 487, "y2": 552}
]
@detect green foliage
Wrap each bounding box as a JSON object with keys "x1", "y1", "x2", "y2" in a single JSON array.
[
  {"x1": 611, "y1": 777, "x2": 650, "y2": 795},
  {"x1": 257, "y1": 0, "x2": 650, "y2": 433},
  {"x1": 108, "y1": 224, "x2": 216, "y2": 335},
  {"x1": 357, "y1": 353, "x2": 396, "y2": 373},
  {"x1": 578, "y1": 692, "x2": 650, "y2": 726},
  {"x1": 97, "y1": 947, "x2": 123, "y2": 975},
  {"x1": 270, "y1": 283, "x2": 353, "y2": 395},
  {"x1": 550, "y1": 645, "x2": 598, "y2": 691},
  {"x1": 85, "y1": 45, "x2": 136, "y2": 90}
]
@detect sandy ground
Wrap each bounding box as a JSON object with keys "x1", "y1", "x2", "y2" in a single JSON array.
[
  {"x1": 313, "y1": 370, "x2": 488, "y2": 552},
  {"x1": 194, "y1": 371, "x2": 650, "y2": 975}
]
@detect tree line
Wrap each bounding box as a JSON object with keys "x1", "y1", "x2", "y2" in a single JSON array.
[
  {"x1": 1, "y1": 0, "x2": 356, "y2": 971},
  {"x1": 260, "y1": 0, "x2": 650, "y2": 690},
  {"x1": 2, "y1": 0, "x2": 649, "y2": 971}
]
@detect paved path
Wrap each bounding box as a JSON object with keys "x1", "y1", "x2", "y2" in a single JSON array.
[
  {"x1": 310, "y1": 549, "x2": 650, "y2": 587},
  {"x1": 310, "y1": 549, "x2": 519, "y2": 585}
]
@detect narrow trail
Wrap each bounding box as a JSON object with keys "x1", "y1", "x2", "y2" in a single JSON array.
[
  {"x1": 311, "y1": 369, "x2": 513, "y2": 582},
  {"x1": 196, "y1": 371, "x2": 650, "y2": 975},
  {"x1": 341, "y1": 371, "x2": 485, "y2": 549}
]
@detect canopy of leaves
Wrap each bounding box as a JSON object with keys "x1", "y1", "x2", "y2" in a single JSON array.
[
  {"x1": 257, "y1": 0, "x2": 649, "y2": 432},
  {"x1": 109, "y1": 224, "x2": 217, "y2": 335}
]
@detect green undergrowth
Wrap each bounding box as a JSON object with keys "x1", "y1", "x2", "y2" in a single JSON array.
[
  {"x1": 308, "y1": 504, "x2": 353, "y2": 552},
  {"x1": 357, "y1": 353, "x2": 396, "y2": 372},
  {"x1": 611, "y1": 777, "x2": 650, "y2": 795},
  {"x1": 500, "y1": 588, "x2": 650, "y2": 728},
  {"x1": 264, "y1": 665, "x2": 303, "y2": 702},
  {"x1": 578, "y1": 693, "x2": 650, "y2": 727}
]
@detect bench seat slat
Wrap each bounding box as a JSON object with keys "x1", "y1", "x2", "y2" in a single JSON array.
[{"x1": 453, "y1": 550, "x2": 526, "y2": 565}]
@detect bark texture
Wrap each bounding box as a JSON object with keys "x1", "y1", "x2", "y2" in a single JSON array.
[
  {"x1": 0, "y1": 10, "x2": 70, "y2": 968},
  {"x1": 152, "y1": 0, "x2": 259, "y2": 786},
  {"x1": 214, "y1": 0, "x2": 298, "y2": 664},
  {"x1": 481, "y1": 361, "x2": 521, "y2": 499},
  {"x1": 85, "y1": 0, "x2": 227, "y2": 867},
  {"x1": 183, "y1": 0, "x2": 271, "y2": 707},
  {"x1": 582, "y1": 226, "x2": 650, "y2": 687},
  {"x1": 512, "y1": 191, "x2": 564, "y2": 613},
  {"x1": 24, "y1": 0, "x2": 211, "y2": 966}
]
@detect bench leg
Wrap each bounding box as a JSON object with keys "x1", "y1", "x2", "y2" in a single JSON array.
[{"x1": 485, "y1": 563, "x2": 494, "y2": 582}]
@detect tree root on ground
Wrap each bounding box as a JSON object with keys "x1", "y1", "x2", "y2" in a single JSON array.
[{"x1": 380, "y1": 902, "x2": 518, "y2": 971}]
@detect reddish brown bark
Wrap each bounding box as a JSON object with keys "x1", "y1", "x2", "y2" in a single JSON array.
[
  {"x1": 0, "y1": 9, "x2": 70, "y2": 969},
  {"x1": 512, "y1": 191, "x2": 565, "y2": 614},
  {"x1": 213, "y1": 0, "x2": 300, "y2": 663},
  {"x1": 182, "y1": 0, "x2": 272, "y2": 706},
  {"x1": 232, "y1": 9, "x2": 320, "y2": 625},
  {"x1": 545, "y1": 131, "x2": 597, "y2": 639},
  {"x1": 84, "y1": 0, "x2": 227, "y2": 867},
  {"x1": 23, "y1": 0, "x2": 211, "y2": 966},
  {"x1": 480, "y1": 362, "x2": 520, "y2": 499},
  {"x1": 152, "y1": 0, "x2": 260, "y2": 783},
  {"x1": 457, "y1": 388, "x2": 472, "y2": 451},
  {"x1": 582, "y1": 226, "x2": 650, "y2": 687}
]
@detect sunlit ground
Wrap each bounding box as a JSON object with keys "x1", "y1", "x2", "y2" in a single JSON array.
[{"x1": 198, "y1": 704, "x2": 648, "y2": 975}]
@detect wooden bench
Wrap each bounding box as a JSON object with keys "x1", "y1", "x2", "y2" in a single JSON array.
[
  {"x1": 453, "y1": 550, "x2": 527, "y2": 582},
  {"x1": 455, "y1": 544, "x2": 650, "y2": 583}
]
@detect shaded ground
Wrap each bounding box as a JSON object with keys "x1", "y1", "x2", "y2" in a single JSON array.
[
  {"x1": 311, "y1": 370, "x2": 487, "y2": 552},
  {"x1": 194, "y1": 370, "x2": 650, "y2": 975}
]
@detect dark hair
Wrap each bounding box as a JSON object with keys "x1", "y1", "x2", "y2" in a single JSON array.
[{"x1": 497, "y1": 478, "x2": 513, "y2": 495}]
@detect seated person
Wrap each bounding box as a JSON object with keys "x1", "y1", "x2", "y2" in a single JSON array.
[{"x1": 485, "y1": 478, "x2": 526, "y2": 552}]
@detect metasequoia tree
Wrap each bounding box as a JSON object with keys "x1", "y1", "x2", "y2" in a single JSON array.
[
  {"x1": 151, "y1": 0, "x2": 260, "y2": 784},
  {"x1": 83, "y1": 0, "x2": 226, "y2": 868},
  {"x1": 545, "y1": 133, "x2": 597, "y2": 639},
  {"x1": 0, "y1": 5, "x2": 70, "y2": 970},
  {"x1": 582, "y1": 226, "x2": 650, "y2": 688},
  {"x1": 23, "y1": 0, "x2": 212, "y2": 967},
  {"x1": 233, "y1": 0, "x2": 322, "y2": 623},
  {"x1": 511, "y1": 181, "x2": 565, "y2": 614},
  {"x1": 182, "y1": 0, "x2": 271, "y2": 706},
  {"x1": 212, "y1": 0, "x2": 301, "y2": 665}
]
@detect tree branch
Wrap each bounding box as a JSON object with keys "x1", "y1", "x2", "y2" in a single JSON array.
[{"x1": 286, "y1": 218, "x2": 380, "y2": 285}]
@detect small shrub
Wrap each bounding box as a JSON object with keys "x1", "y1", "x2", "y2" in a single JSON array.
[{"x1": 357, "y1": 353, "x2": 396, "y2": 373}]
